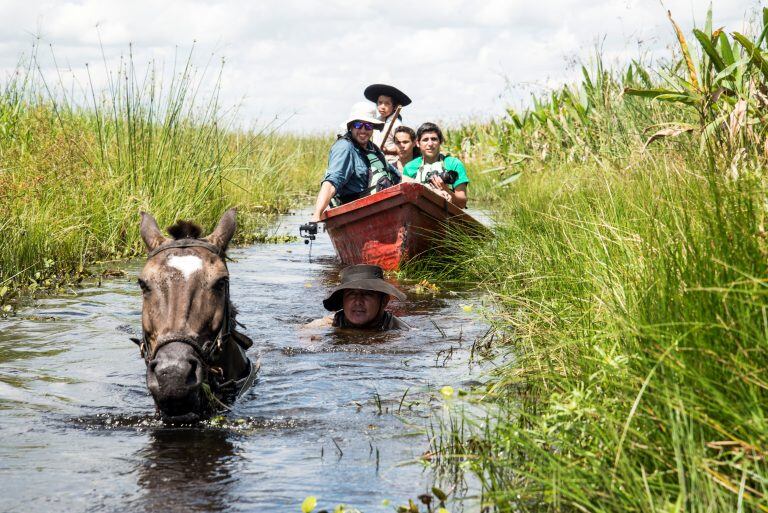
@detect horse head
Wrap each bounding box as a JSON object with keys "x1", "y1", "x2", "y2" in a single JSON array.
[{"x1": 136, "y1": 208, "x2": 255, "y2": 421}]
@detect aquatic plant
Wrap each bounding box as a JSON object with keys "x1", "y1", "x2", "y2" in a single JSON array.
[
  {"x1": 414, "y1": 6, "x2": 768, "y2": 512},
  {"x1": 0, "y1": 44, "x2": 328, "y2": 307}
]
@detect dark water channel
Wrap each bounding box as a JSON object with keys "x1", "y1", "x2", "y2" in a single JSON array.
[{"x1": 0, "y1": 210, "x2": 489, "y2": 512}]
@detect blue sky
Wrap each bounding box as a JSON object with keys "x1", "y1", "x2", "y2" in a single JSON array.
[{"x1": 0, "y1": 0, "x2": 760, "y2": 133}]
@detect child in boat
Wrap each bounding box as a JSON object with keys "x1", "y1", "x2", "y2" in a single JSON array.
[
  {"x1": 393, "y1": 125, "x2": 420, "y2": 174},
  {"x1": 364, "y1": 84, "x2": 412, "y2": 166}
]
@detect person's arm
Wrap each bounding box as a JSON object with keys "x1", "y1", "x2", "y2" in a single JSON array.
[
  {"x1": 429, "y1": 177, "x2": 468, "y2": 208},
  {"x1": 401, "y1": 159, "x2": 419, "y2": 183},
  {"x1": 382, "y1": 141, "x2": 399, "y2": 155},
  {"x1": 386, "y1": 162, "x2": 401, "y2": 183},
  {"x1": 436, "y1": 157, "x2": 469, "y2": 208},
  {"x1": 311, "y1": 141, "x2": 353, "y2": 221},
  {"x1": 452, "y1": 183, "x2": 468, "y2": 208},
  {"x1": 310, "y1": 181, "x2": 337, "y2": 222}
]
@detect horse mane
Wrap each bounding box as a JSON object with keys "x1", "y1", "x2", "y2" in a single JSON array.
[{"x1": 166, "y1": 220, "x2": 203, "y2": 240}]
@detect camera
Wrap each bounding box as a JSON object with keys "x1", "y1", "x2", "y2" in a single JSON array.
[
  {"x1": 424, "y1": 169, "x2": 458, "y2": 185},
  {"x1": 299, "y1": 222, "x2": 318, "y2": 244}
]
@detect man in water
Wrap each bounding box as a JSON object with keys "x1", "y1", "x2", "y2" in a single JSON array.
[
  {"x1": 308, "y1": 264, "x2": 409, "y2": 330},
  {"x1": 402, "y1": 122, "x2": 469, "y2": 208}
]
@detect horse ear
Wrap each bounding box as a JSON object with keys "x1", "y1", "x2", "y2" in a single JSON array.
[
  {"x1": 140, "y1": 212, "x2": 167, "y2": 251},
  {"x1": 205, "y1": 208, "x2": 237, "y2": 252}
]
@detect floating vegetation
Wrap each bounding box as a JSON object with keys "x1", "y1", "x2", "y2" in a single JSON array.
[
  {"x1": 412, "y1": 279, "x2": 440, "y2": 296},
  {"x1": 70, "y1": 412, "x2": 305, "y2": 432},
  {"x1": 239, "y1": 231, "x2": 299, "y2": 245}
]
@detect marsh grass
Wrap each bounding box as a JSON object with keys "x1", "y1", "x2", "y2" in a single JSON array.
[
  {"x1": 0, "y1": 47, "x2": 329, "y2": 303},
  {"x1": 408, "y1": 7, "x2": 768, "y2": 512}
]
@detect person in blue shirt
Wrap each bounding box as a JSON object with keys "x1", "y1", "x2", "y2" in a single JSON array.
[{"x1": 310, "y1": 102, "x2": 400, "y2": 222}]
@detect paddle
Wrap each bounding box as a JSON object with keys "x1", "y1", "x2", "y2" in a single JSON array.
[{"x1": 379, "y1": 105, "x2": 402, "y2": 151}]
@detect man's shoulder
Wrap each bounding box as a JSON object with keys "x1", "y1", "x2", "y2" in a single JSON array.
[
  {"x1": 390, "y1": 314, "x2": 411, "y2": 331},
  {"x1": 442, "y1": 154, "x2": 465, "y2": 169},
  {"x1": 331, "y1": 137, "x2": 355, "y2": 152},
  {"x1": 403, "y1": 157, "x2": 422, "y2": 176}
]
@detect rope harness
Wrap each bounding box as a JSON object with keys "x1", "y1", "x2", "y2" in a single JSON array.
[{"x1": 132, "y1": 238, "x2": 257, "y2": 406}]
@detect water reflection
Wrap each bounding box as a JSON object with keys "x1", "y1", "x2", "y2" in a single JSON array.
[{"x1": 133, "y1": 428, "x2": 241, "y2": 513}]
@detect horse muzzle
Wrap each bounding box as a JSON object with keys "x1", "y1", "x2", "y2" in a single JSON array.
[{"x1": 146, "y1": 341, "x2": 206, "y2": 419}]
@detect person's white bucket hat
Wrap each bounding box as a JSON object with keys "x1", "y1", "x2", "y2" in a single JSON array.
[{"x1": 344, "y1": 102, "x2": 385, "y2": 130}]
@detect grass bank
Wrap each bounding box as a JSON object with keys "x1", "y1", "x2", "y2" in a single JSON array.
[
  {"x1": 413, "y1": 8, "x2": 768, "y2": 512},
  {"x1": 0, "y1": 49, "x2": 329, "y2": 308}
]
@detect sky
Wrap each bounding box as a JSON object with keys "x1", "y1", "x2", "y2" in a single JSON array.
[{"x1": 0, "y1": 0, "x2": 761, "y2": 133}]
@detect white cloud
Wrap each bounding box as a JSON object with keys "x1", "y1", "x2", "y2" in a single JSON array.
[{"x1": 0, "y1": 0, "x2": 761, "y2": 133}]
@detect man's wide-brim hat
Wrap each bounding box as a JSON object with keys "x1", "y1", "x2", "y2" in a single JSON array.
[
  {"x1": 345, "y1": 102, "x2": 385, "y2": 130},
  {"x1": 323, "y1": 264, "x2": 406, "y2": 311},
  {"x1": 364, "y1": 84, "x2": 412, "y2": 107}
]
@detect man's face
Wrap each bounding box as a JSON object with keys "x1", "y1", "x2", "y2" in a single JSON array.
[
  {"x1": 418, "y1": 131, "x2": 441, "y2": 159},
  {"x1": 377, "y1": 95, "x2": 394, "y2": 118},
  {"x1": 342, "y1": 289, "x2": 385, "y2": 326},
  {"x1": 394, "y1": 132, "x2": 415, "y2": 158},
  {"x1": 350, "y1": 121, "x2": 373, "y2": 146}
]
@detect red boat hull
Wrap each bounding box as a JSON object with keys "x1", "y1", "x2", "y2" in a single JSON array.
[{"x1": 321, "y1": 183, "x2": 485, "y2": 270}]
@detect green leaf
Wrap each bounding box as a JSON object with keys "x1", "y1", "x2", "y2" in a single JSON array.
[
  {"x1": 713, "y1": 58, "x2": 745, "y2": 83},
  {"x1": 732, "y1": 32, "x2": 768, "y2": 79},
  {"x1": 718, "y1": 32, "x2": 735, "y2": 66},
  {"x1": 655, "y1": 93, "x2": 701, "y2": 105},
  {"x1": 632, "y1": 61, "x2": 653, "y2": 87},
  {"x1": 693, "y1": 29, "x2": 726, "y2": 72},
  {"x1": 763, "y1": 7, "x2": 768, "y2": 34},
  {"x1": 497, "y1": 173, "x2": 523, "y2": 188},
  {"x1": 432, "y1": 486, "x2": 448, "y2": 501},
  {"x1": 762, "y1": 7, "x2": 768, "y2": 45},
  {"x1": 623, "y1": 88, "x2": 682, "y2": 99}
]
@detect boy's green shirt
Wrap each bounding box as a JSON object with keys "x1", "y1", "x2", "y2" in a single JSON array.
[{"x1": 402, "y1": 154, "x2": 469, "y2": 190}]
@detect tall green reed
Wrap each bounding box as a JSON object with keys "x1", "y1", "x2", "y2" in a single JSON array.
[
  {"x1": 414, "y1": 6, "x2": 768, "y2": 512},
  {"x1": 0, "y1": 45, "x2": 328, "y2": 302}
]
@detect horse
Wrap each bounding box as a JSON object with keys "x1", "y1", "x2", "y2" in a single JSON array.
[{"x1": 131, "y1": 208, "x2": 258, "y2": 421}]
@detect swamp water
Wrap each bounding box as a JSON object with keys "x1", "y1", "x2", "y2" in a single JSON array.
[{"x1": 0, "y1": 211, "x2": 489, "y2": 512}]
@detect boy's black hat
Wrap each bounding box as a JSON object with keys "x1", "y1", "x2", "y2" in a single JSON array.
[{"x1": 364, "y1": 84, "x2": 412, "y2": 107}]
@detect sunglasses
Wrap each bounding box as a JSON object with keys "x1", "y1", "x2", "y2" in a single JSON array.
[{"x1": 352, "y1": 121, "x2": 375, "y2": 130}]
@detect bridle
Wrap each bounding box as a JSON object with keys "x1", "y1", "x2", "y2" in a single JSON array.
[{"x1": 132, "y1": 238, "x2": 255, "y2": 406}]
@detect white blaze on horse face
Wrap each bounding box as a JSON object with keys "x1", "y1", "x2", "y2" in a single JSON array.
[{"x1": 166, "y1": 255, "x2": 203, "y2": 280}]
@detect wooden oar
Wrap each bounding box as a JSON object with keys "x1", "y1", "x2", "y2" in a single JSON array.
[{"x1": 379, "y1": 105, "x2": 402, "y2": 149}]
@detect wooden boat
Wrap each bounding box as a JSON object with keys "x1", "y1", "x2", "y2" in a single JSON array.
[{"x1": 321, "y1": 182, "x2": 486, "y2": 270}]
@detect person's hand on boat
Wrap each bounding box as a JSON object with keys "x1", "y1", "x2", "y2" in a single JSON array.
[
  {"x1": 311, "y1": 181, "x2": 337, "y2": 222},
  {"x1": 429, "y1": 174, "x2": 449, "y2": 191},
  {"x1": 429, "y1": 175, "x2": 453, "y2": 202}
]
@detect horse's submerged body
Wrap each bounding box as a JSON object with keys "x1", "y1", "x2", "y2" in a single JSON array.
[{"x1": 134, "y1": 209, "x2": 258, "y2": 421}]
